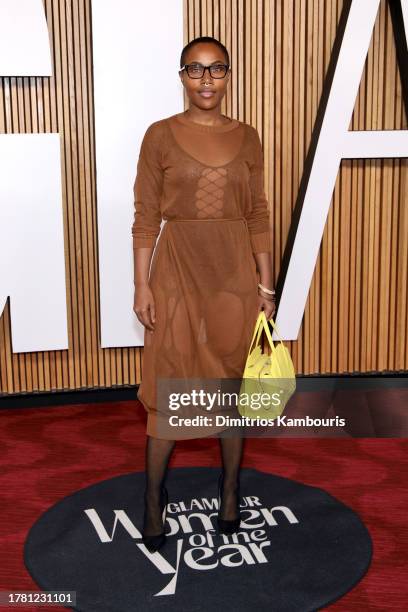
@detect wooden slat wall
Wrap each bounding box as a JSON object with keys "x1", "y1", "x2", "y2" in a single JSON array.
[{"x1": 0, "y1": 0, "x2": 406, "y2": 395}]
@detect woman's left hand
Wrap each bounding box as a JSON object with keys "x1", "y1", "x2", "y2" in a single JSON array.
[{"x1": 258, "y1": 294, "x2": 276, "y2": 320}]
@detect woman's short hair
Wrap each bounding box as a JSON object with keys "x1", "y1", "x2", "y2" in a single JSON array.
[{"x1": 180, "y1": 36, "x2": 230, "y2": 68}]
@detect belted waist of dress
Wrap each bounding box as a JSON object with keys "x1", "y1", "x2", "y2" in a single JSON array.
[{"x1": 166, "y1": 216, "x2": 248, "y2": 225}]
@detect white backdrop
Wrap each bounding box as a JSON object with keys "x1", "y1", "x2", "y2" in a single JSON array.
[
  {"x1": 0, "y1": 0, "x2": 65, "y2": 353},
  {"x1": 0, "y1": 0, "x2": 52, "y2": 75},
  {"x1": 92, "y1": 0, "x2": 183, "y2": 348},
  {"x1": 0, "y1": 134, "x2": 66, "y2": 352}
]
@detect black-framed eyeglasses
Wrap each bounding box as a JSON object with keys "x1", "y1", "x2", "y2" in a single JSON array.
[{"x1": 180, "y1": 63, "x2": 230, "y2": 79}]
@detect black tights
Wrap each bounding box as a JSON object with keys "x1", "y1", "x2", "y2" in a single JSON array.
[{"x1": 142, "y1": 435, "x2": 245, "y2": 535}]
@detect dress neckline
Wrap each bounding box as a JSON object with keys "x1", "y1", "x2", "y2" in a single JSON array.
[{"x1": 175, "y1": 111, "x2": 239, "y2": 133}]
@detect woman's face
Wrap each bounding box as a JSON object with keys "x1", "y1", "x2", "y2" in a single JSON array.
[{"x1": 179, "y1": 42, "x2": 230, "y2": 111}]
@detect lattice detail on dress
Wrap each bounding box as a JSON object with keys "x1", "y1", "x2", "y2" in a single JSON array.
[{"x1": 195, "y1": 167, "x2": 227, "y2": 218}]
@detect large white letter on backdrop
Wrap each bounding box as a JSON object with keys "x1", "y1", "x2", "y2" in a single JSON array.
[
  {"x1": 0, "y1": 0, "x2": 67, "y2": 353},
  {"x1": 0, "y1": 0, "x2": 52, "y2": 75},
  {"x1": 92, "y1": 0, "x2": 183, "y2": 348},
  {"x1": 275, "y1": 0, "x2": 408, "y2": 340}
]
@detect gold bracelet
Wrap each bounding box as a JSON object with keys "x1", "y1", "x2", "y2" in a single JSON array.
[{"x1": 258, "y1": 282, "x2": 275, "y2": 295}]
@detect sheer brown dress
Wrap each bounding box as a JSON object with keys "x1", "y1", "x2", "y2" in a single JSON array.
[{"x1": 132, "y1": 112, "x2": 271, "y2": 440}]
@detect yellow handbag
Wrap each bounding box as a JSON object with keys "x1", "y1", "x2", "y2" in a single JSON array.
[{"x1": 238, "y1": 310, "x2": 296, "y2": 420}]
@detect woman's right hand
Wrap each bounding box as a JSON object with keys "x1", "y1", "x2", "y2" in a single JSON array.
[{"x1": 133, "y1": 283, "x2": 156, "y2": 332}]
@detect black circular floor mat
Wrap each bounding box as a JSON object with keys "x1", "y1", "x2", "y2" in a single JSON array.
[{"x1": 24, "y1": 467, "x2": 372, "y2": 612}]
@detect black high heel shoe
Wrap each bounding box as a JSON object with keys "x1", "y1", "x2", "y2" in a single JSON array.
[
  {"x1": 217, "y1": 472, "x2": 241, "y2": 534},
  {"x1": 141, "y1": 486, "x2": 168, "y2": 553}
]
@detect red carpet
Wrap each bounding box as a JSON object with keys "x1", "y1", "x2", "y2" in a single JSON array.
[{"x1": 0, "y1": 400, "x2": 406, "y2": 611}]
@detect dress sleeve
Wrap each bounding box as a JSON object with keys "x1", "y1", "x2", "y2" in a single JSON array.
[
  {"x1": 246, "y1": 126, "x2": 271, "y2": 254},
  {"x1": 132, "y1": 122, "x2": 164, "y2": 249}
]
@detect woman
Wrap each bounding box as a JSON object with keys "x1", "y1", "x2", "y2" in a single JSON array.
[{"x1": 132, "y1": 36, "x2": 276, "y2": 552}]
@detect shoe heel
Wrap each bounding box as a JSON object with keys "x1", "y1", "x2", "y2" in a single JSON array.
[
  {"x1": 217, "y1": 472, "x2": 241, "y2": 535},
  {"x1": 142, "y1": 485, "x2": 168, "y2": 552}
]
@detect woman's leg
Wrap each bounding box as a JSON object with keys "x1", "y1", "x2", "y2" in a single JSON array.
[
  {"x1": 218, "y1": 436, "x2": 245, "y2": 519},
  {"x1": 143, "y1": 435, "x2": 175, "y2": 535}
]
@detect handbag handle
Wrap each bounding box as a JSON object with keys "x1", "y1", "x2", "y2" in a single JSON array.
[
  {"x1": 259, "y1": 311, "x2": 285, "y2": 350},
  {"x1": 247, "y1": 310, "x2": 286, "y2": 357},
  {"x1": 247, "y1": 312, "x2": 264, "y2": 354}
]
